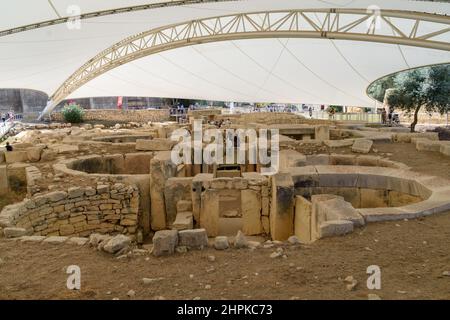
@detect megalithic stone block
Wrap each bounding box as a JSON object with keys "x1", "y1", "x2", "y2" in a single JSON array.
[
  {"x1": 270, "y1": 172, "x2": 294, "y2": 241},
  {"x1": 0, "y1": 165, "x2": 8, "y2": 195},
  {"x1": 294, "y1": 195, "x2": 312, "y2": 243},
  {"x1": 150, "y1": 151, "x2": 177, "y2": 231},
  {"x1": 200, "y1": 189, "x2": 220, "y2": 237}
]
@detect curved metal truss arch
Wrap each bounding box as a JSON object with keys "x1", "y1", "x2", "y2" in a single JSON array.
[
  {"x1": 40, "y1": 8, "x2": 450, "y2": 118},
  {"x1": 0, "y1": 0, "x2": 238, "y2": 37}
]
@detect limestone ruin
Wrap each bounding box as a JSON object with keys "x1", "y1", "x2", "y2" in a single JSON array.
[{"x1": 2, "y1": 110, "x2": 450, "y2": 258}]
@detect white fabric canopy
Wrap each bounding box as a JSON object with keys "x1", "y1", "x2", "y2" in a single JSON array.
[{"x1": 0, "y1": 0, "x2": 449, "y2": 107}]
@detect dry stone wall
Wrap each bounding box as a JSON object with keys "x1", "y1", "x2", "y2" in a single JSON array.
[
  {"x1": 51, "y1": 109, "x2": 170, "y2": 123},
  {"x1": 0, "y1": 182, "x2": 139, "y2": 238}
]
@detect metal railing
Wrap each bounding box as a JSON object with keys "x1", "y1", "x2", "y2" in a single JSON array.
[
  {"x1": 304, "y1": 111, "x2": 382, "y2": 123},
  {"x1": 0, "y1": 114, "x2": 23, "y2": 139}
]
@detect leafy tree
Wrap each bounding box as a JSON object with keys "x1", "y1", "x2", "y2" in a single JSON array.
[
  {"x1": 427, "y1": 64, "x2": 450, "y2": 115},
  {"x1": 386, "y1": 65, "x2": 449, "y2": 132},
  {"x1": 61, "y1": 103, "x2": 84, "y2": 123}
]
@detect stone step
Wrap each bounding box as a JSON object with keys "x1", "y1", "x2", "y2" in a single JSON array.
[
  {"x1": 176, "y1": 200, "x2": 192, "y2": 213},
  {"x1": 172, "y1": 211, "x2": 193, "y2": 231}
]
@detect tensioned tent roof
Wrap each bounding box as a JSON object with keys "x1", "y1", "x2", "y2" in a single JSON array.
[{"x1": 0, "y1": 0, "x2": 449, "y2": 111}]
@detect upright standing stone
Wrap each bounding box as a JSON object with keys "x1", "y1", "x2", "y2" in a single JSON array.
[
  {"x1": 314, "y1": 126, "x2": 330, "y2": 141},
  {"x1": 294, "y1": 195, "x2": 312, "y2": 243},
  {"x1": 241, "y1": 189, "x2": 263, "y2": 235},
  {"x1": 200, "y1": 189, "x2": 220, "y2": 237},
  {"x1": 150, "y1": 152, "x2": 177, "y2": 231},
  {"x1": 270, "y1": 173, "x2": 294, "y2": 241},
  {"x1": 0, "y1": 165, "x2": 8, "y2": 195}
]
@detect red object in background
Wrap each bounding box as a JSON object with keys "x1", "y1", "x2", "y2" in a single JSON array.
[{"x1": 117, "y1": 96, "x2": 123, "y2": 110}]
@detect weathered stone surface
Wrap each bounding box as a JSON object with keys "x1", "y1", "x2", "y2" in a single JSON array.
[
  {"x1": 242, "y1": 172, "x2": 268, "y2": 186},
  {"x1": 176, "y1": 200, "x2": 192, "y2": 213},
  {"x1": 5, "y1": 151, "x2": 28, "y2": 163},
  {"x1": 47, "y1": 191, "x2": 67, "y2": 202},
  {"x1": 67, "y1": 237, "x2": 89, "y2": 246},
  {"x1": 315, "y1": 126, "x2": 330, "y2": 141},
  {"x1": 172, "y1": 212, "x2": 193, "y2": 231},
  {"x1": 40, "y1": 149, "x2": 57, "y2": 161},
  {"x1": 241, "y1": 189, "x2": 263, "y2": 235},
  {"x1": 0, "y1": 165, "x2": 8, "y2": 195},
  {"x1": 318, "y1": 220, "x2": 354, "y2": 238},
  {"x1": 89, "y1": 233, "x2": 111, "y2": 247},
  {"x1": 3, "y1": 227, "x2": 28, "y2": 238},
  {"x1": 324, "y1": 139, "x2": 354, "y2": 148},
  {"x1": 103, "y1": 234, "x2": 131, "y2": 254},
  {"x1": 164, "y1": 177, "x2": 193, "y2": 226},
  {"x1": 26, "y1": 147, "x2": 43, "y2": 162},
  {"x1": 68, "y1": 187, "x2": 84, "y2": 199},
  {"x1": 294, "y1": 196, "x2": 312, "y2": 243},
  {"x1": 314, "y1": 196, "x2": 365, "y2": 229},
  {"x1": 388, "y1": 190, "x2": 421, "y2": 207},
  {"x1": 136, "y1": 138, "x2": 175, "y2": 151},
  {"x1": 234, "y1": 230, "x2": 248, "y2": 248},
  {"x1": 152, "y1": 230, "x2": 178, "y2": 256},
  {"x1": 54, "y1": 144, "x2": 79, "y2": 154},
  {"x1": 261, "y1": 216, "x2": 270, "y2": 234},
  {"x1": 124, "y1": 152, "x2": 152, "y2": 174},
  {"x1": 440, "y1": 144, "x2": 450, "y2": 157},
  {"x1": 43, "y1": 236, "x2": 68, "y2": 244},
  {"x1": 214, "y1": 236, "x2": 229, "y2": 250},
  {"x1": 360, "y1": 189, "x2": 388, "y2": 208},
  {"x1": 178, "y1": 228, "x2": 208, "y2": 249},
  {"x1": 415, "y1": 139, "x2": 442, "y2": 152},
  {"x1": 20, "y1": 235, "x2": 46, "y2": 242},
  {"x1": 279, "y1": 149, "x2": 307, "y2": 168},
  {"x1": 352, "y1": 139, "x2": 373, "y2": 154},
  {"x1": 305, "y1": 154, "x2": 330, "y2": 166},
  {"x1": 393, "y1": 132, "x2": 439, "y2": 143},
  {"x1": 96, "y1": 184, "x2": 109, "y2": 194},
  {"x1": 150, "y1": 152, "x2": 177, "y2": 230},
  {"x1": 200, "y1": 189, "x2": 220, "y2": 237},
  {"x1": 287, "y1": 235, "x2": 301, "y2": 244},
  {"x1": 270, "y1": 173, "x2": 294, "y2": 241}
]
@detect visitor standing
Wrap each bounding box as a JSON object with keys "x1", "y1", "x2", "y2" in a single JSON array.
[
  {"x1": 5, "y1": 142, "x2": 13, "y2": 152},
  {"x1": 381, "y1": 109, "x2": 387, "y2": 124},
  {"x1": 309, "y1": 107, "x2": 313, "y2": 118},
  {"x1": 1, "y1": 113, "x2": 5, "y2": 126}
]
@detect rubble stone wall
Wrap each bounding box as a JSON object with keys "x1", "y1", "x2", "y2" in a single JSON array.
[
  {"x1": 51, "y1": 109, "x2": 170, "y2": 123},
  {"x1": 0, "y1": 182, "x2": 139, "y2": 237}
]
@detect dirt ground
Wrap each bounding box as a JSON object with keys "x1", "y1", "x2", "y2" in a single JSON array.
[{"x1": 1, "y1": 141, "x2": 450, "y2": 300}]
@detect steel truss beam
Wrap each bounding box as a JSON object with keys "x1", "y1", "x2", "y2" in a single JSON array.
[
  {"x1": 0, "y1": 0, "x2": 238, "y2": 38},
  {"x1": 40, "y1": 8, "x2": 450, "y2": 118}
]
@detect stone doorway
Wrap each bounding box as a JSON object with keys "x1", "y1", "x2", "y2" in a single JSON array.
[{"x1": 218, "y1": 188, "x2": 243, "y2": 236}]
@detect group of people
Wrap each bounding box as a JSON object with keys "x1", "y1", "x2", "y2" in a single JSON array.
[
  {"x1": 1, "y1": 111, "x2": 15, "y2": 126},
  {"x1": 381, "y1": 108, "x2": 399, "y2": 125}
]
